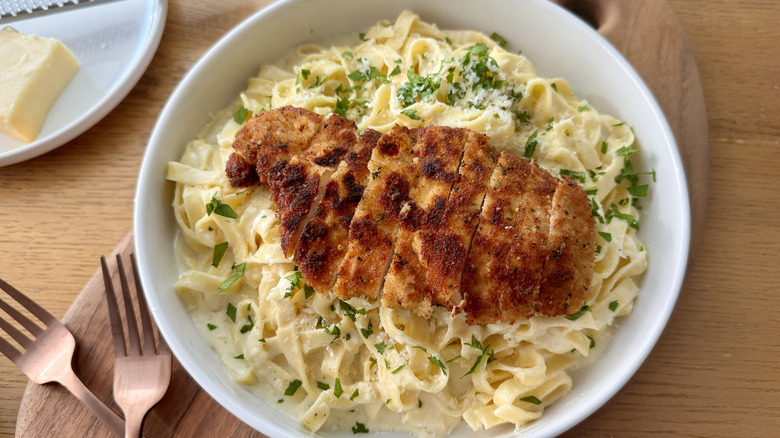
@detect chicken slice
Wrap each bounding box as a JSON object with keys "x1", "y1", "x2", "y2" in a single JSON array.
[
  {"x1": 293, "y1": 129, "x2": 381, "y2": 295},
  {"x1": 229, "y1": 107, "x2": 357, "y2": 257},
  {"x1": 461, "y1": 153, "x2": 557, "y2": 324},
  {"x1": 536, "y1": 177, "x2": 596, "y2": 316},
  {"x1": 425, "y1": 131, "x2": 496, "y2": 308},
  {"x1": 381, "y1": 126, "x2": 468, "y2": 316},
  {"x1": 333, "y1": 125, "x2": 418, "y2": 300}
]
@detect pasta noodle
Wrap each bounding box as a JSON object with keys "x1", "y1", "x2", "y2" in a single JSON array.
[{"x1": 167, "y1": 11, "x2": 648, "y2": 437}]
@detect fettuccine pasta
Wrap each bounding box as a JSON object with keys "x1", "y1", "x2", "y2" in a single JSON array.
[{"x1": 167, "y1": 11, "x2": 649, "y2": 437}]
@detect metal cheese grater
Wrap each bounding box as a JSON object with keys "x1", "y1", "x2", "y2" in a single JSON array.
[{"x1": 0, "y1": 0, "x2": 118, "y2": 22}]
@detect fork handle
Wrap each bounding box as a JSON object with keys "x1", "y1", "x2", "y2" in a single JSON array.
[{"x1": 60, "y1": 368, "x2": 126, "y2": 437}]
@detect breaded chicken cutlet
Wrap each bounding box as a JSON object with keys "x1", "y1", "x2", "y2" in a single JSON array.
[{"x1": 227, "y1": 107, "x2": 595, "y2": 324}]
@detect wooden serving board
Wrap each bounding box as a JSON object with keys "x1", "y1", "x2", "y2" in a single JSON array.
[{"x1": 16, "y1": 0, "x2": 707, "y2": 437}]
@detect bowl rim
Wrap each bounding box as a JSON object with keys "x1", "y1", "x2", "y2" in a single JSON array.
[{"x1": 134, "y1": 0, "x2": 691, "y2": 436}]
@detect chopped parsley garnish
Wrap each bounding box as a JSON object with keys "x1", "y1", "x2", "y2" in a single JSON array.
[
  {"x1": 565, "y1": 304, "x2": 592, "y2": 321},
  {"x1": 391, "y1": 364, "x2": 405, "y2": 374},
  {"x1": 551, "y1": 83, "x2": 558, "y2": 92},
  {"x1": 218, "y1": 262, "x2": 247, "y2": 290},
  {"x1": 428, "y1": 356, "x2": 448, "y2": 375},
  {"x1": 212, "y1": 242, "x2": 228, "y2": 267},
  {"x1": 401, "y1": 108, "x2": 421, "y2": 120},
  {"x1": 348, "y1": 60, "x2": 389, "y2": 84},
  {"x1": 308, "y1": 74, "x2": 328, "y2": 89},
  {"x1": 545, "y1": 117, "x2": 555, "y2": 131},
  {"x1": 584, "y1": 187, "x2": 598, "y2": 195},
  {"x1": 352, "y1": 422, "x2": 369, "y2": 434},
  {"x1": 389, "y1": 65, "x2": 402, "y2": 76},
  {"x1": 317, "y1": 381, "x2": 330, "y2": 391},
  {"x1": 398, "y1": 70, "x2": 441, "y2": 107},
  {"x1": 587, "y1": 335, "x2": 596, "y2": 349},
  {"x1": 375, "y1": 341, "x2": 387, "y2": 354},
  {"x1": 207, "y1": 323, "x2": 217, "y2": 331},
  {"x1": 300, "y1": 69, "x2": 310, "y2": 80},
  {"x1": 559, "y1": 169, "x2": 586, "y2": 183},
  {"x1": 601, "y1": 141, "x2": 608, "y2": 154},
  {"x1": 226, "y1": 303, "x2": 237, "y2": 322},
  {"x1": 239, "y1": 315, "x2": 254, "y2": 334},
  {"x1": 334, "y1": 96, "x2": 350, "y2": 117},
  {"x1": 520, "y1": 395, "x2": 542, "y2": 405},
  {"x1": 516, "y1": 110, "x2": 531, "y2": 124},
  {"x1": 206, "y1": 193, "x2": 239, "y2": 219},
  {"x1": 577, "y1": 105, "x2": 590, "y2": 112},
  {"x1": 304, "y1": 284, "x2": 315, "y2": 299},
  {"x1": 628, "y1": 184, "x2": 649, "y2": 197},
  {"x1": 341, "y1": 51, "x2": 354, "y2": 59},
  {"x1": 609, "y1": 300, "x2": 619, "y2": 311},
  {"x1": 233, "y1": 106, "x2": 249, "y2": 124},
  {"x1": 598, "y1": 231, "x2": 612, "y2": 242},
  {"x1": 606, "y1": 204, "x2": 640, "y2": 231},
  {"x1": 523, "y1": 131, "x2": 538, "y2": 158},
  {"x1": 233, "y1": 354, "x2": 244, "y2": 360},
  {"x1": 286, "y1": 271, "x2": 303, "y2": 289},
  {"x1": 360, "y1": 319, "x2": 373, "y2": 338},
  {"x1": 358, "y1": 32, "x2": 368, "y2": 41},
  {"x1": 489, "y1": 31, "x2": 508, "y2": 48},
  {"x1": 334, "y1": 378, "x2": 344, "y2": 398},
  {"x1": 339, "y1": 300, "x2": 366, "y2": 322},
  {"x1": 324, "y1": 324, "x2": 341, "y2": 342},
  {"x1": 350, "y1": 388, "x2": 359, "y2": 401},
  {"x1": 616, "y1": 146, "x2": 640, "y2": 156},
  {"x1": 284, "y1": 379, "x2": 302, "y2": 396},
  {"x1": 463, "y1": 335, "x2": 495, "y2": 376}
]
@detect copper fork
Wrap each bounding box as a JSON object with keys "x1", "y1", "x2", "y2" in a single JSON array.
[
  {"x1": 0, "y1": 277, "x2": 125, "y2": 436},
  {"x1": 101, "y1": 254, "x2": 171, "y2": 438}
]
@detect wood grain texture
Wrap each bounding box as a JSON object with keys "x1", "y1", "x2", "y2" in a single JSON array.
[{"x1": 1, "y1": 0, "x2": 779, "y2": 437}]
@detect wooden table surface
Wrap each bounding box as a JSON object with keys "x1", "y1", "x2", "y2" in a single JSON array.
[{"x1": 1, "y1": 0, "x2": 779, "y2": 436}]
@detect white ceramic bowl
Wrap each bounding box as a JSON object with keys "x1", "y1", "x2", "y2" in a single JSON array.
[{"x1": 134, "y1": 0, "x2": 691, "y2": 436}]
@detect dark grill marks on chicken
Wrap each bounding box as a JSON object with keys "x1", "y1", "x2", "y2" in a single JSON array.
[
  {"x1": 425, "y1": 131, "x2": 496, "y2": 309},
  {"x1": 382, "y1": 126, "x2": 468, "y2": 317},
  {"x1": 294, "y1": 129, "x2": 381, "y2": 295},
  {"x1": 226, "y1": 107, "x2": 596, "y2": 324},
  {"x1": 228, "y1": 107, "x2": 357, "y2": 257},
  {"x1": 332, "y1": 125, "x2": 418, "y2": 300}
]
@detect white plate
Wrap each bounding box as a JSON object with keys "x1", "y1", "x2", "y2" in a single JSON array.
[
  {"x1": 135, "y1": 0, "x2": 691, "y2": 436},
  {"x1": 0, "y1": 0, "x2": 167, "y2": 167}
]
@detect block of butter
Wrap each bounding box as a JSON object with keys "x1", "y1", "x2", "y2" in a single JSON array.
[{"x1": 0, "y1": 27, "x2": 80, "y2": 143}]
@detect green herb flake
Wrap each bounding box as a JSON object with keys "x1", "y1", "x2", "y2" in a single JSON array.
[
  {"x1": 601, "y1": 141, "x2": 608, "y2": 154},
  {"x1": 607, "y1": 204, "x2": 640, "y2": 231},
  {"x1": 359, "y1": 32, "x2": 368, "y2": 41},
  {"x1": 277, "y1": 399, "x2": 284, "y2": 404},
  {"x1": 428, "y1": 356, "x2": 448, "y2": 375},
  {"x1": 490, "y1": 31, "x2": 508, "y2": 47},
  {"x1": 520, "y1": 395, "x2": 542, "y2": 405},
  {"x1": 446, "y1": 355, "x2": 461, "y2": 363},
  {"x1": 560, "y1": 169, "x2": 586, "y2": 183},
  {"x1": 304, "y1": 284, "x2": 316, "y2": 299},
  {"x1": 551, "y1": 83, "x2": 558, "y2": 92},
  {"x1": 212, "y1": 241, "x2": 228, "y2": 267},
  {"x1": 401, "y1": 108, "x2": 421, "y2": 120},
  {"x1": 206, "y1": 193, "x2": 239, "y2": 219},
  {"x1": 412, "y1": 345, "x2": 428, "y2": 352},
  {"x1": 565, "y1": 304, "x2": 592, "y2": 321},
  {"x1": 584, "y1": 187, "x2": 598, "y2": 196},
  {"x1": 587, "y1": 335, "x2": 596, "y2": 349},
  {"x1": 628, "y1": 184, "x2": 649, "y2": 197},
  {"x1": 391, "y1": 365, "x2": 405, "y2": 374},
  {"x1": 239, "y1": 315, "x2": 254, "y2": 334},
  {"x1": 334, "y1": 378, "x2": 344, "y2": 398},
  {"x1": 389, "y1": 65, "x2": 402, "y2": 76},
  {"x1": 616, "y1": 146, "x2": 640, "y2": 156},
  {"x1": 349, "y1": 388, "x2": 359, "y2": 401},
  {"x1": 233, "y1": 354, "x2": 244, "y2": 359},
  {"x1": 226, "y1": 303, "x2": 237, "y2": 322},
  {"x1": 375, "y1": 341, "x2": 387, "y2": 354},
  {"x1": 341, "y1": 51, "x2": 354, "y2": 59},
  {"x1": 609, "y1": 300, "x2": 619, "y2": 311},
  {"x1": 218, "y1": 262, "x2": 247, "y2": 290},
  {"x1": 598, "y1": 231, "x2": 613, "y2": 242},
  {"x1": 578, "y1": 105, "x2": 590, "y2": 112},
  {"x1": 523, "y1": 131, "x2": 538, "y2": 158},
  {"x1": 207, "y1": 323, "x2": 217, "y2": 331},
  {"x1": 284, "y1": 379, "x2": 302, "y2": 396},
  {"x1": 233, "y1": 106, "x2": 249, "y2": 124},
  {"x1": 352, "y1": 422, "x2": 369, "y2": 434},
  {"x1": 360, "y1": 319, "x2": 374, "y2": 338},
  {"x1": 317, "y1": 381, "x2": 330, "y2": 391},
  {"x1": 308, "y1": 74, "x2": 328, "y2": 89},
  {"x1": 339, "y1": 300, "x2": 364, "y2": 322}
]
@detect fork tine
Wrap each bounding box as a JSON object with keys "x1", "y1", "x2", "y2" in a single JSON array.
[
  {"x1": 0, "y1": 294, "x2": 44, "y2": 338},
  {"x1": 116, "y1": 255, "x2": 142, "y2": 356},
  {"x1": 101, "y1": 256, "x2": 127, "y2": 357},
  {"x1": 0, "y1": 334, "x2": 21, "y2": 361},
  {"x1": 130, "y1": 254, "x2": 158, "y2": 355},
  {"x1": 0, "y1": 314, "x2": 34, "y2": 349},
  {"x1": 0, "y1": 277, "x2": 57, "y2": 326}
]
